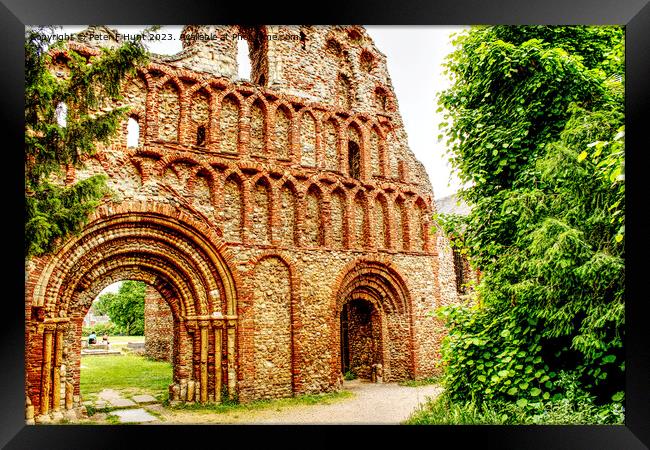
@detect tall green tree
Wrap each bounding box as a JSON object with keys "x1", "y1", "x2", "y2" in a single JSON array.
[
  {"x1": 25, "y1": 26, "x2": 149, "y2": 257},
  {"x1": 94, "y1": 281, "x2": 147, "y2": 335},
  {"x1": 435, "y1": 26, "x2": 624, "y2": 421}
]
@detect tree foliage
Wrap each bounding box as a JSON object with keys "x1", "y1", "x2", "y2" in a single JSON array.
[
  {"x1": 94, "y1": 281, "x2": 147, "y2": 336},
  {"x1": 25, "y1": 26, "x2": 149, "y2": 257},
  {"x1": 434, "y1": 25, "x2": 624, "y2": 422}
]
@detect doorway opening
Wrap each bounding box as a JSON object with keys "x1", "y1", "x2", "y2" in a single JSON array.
[
  {"x1": 339, "y1": 298, "x2": 382, "y2": 381},
  {"x1": 79, "y1": 280, "x2": 173, "y2": 408}
]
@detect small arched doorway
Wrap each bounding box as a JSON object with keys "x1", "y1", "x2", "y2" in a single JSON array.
[
  {"x1": 334, "y1": 260, "x2": 414, "y2": 384},
  {"x1": 340, "y1": 298, "x2": 383, "y2": 380}
]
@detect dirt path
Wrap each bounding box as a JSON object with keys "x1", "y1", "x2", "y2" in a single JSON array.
[
  {"x1": 160, "y1": 380, "x2": 442, "y2": 425},
  {"x1": 250, "y1": 380, "x2": 442, "y2": 424}
]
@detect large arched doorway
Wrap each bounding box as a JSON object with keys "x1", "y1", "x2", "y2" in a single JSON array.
[
  {"x1": 25, "y1": 205, "x2": 239, "y2": 421},
  {"x1": 334, "y1": 260, "x2": 414, "y2": 384}
]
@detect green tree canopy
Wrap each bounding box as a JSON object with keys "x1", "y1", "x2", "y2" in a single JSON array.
[
  {"x1": 25, "y1": 26, "x2": 149, "y2": 257},
  {"x1": 435, "y1": 25, "x2": 624, "y2": 422},
  {"x1": 94, "y1": 281, "x2": 147, "y2": 336}
]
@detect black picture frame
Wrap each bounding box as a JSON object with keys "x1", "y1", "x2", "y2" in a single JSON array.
[{"x1": 2, "y1": 0, "x2": 648, "y2": 448}]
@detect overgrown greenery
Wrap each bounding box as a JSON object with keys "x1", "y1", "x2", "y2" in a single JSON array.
[
  {"x1": 82, "y1": 322, "x2": 118, "y2": 337},
  {"x1": 398, "y1": 376, "x2": 442, "y2": 387},
  {"x1": 25, "y1": 26, "x2": 149, "y2": 257},
  {"x1": 94, "y1": 281, "x2": 147, "y2": 335},
  {"x1": 428, "y1": 25, "x2": 624, "y2": 424}
]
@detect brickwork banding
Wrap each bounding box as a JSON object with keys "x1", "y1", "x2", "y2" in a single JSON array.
[{"x1": 24, "y1": 25, "x2": 465, "y2": 423}]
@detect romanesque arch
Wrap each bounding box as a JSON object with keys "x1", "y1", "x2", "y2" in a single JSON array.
[
  {"x1": 25, "y1": 202, "x2": 239, "y2": 417},
  {"x1": 332, "y1": 259, "x2": 414, "y2": 383}
]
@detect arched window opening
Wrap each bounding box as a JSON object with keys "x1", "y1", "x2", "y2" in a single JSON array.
[
  {"x1": 360, "y1": 50, "x2": 374, "y2": 73},
  {"x1": 347, "y1": 29, "x2": 362, "y2": 43},
  {"x1": 237, "y1": 38, "x2": 251, "y2": 81},
  {"x1": 348, "y1": 141, "x2": 361, "y2": 179},
  {"x1": 300, "y1": 31, "x2": 307, "y2": 50},
  {"x1": 196, "y1": 125, "x2": 206, "y2": 146},
  {"x1": 238, "y1": 27, "x2": 269, "y2": 86},
  {"x1": 191, "y1": 89, "x2": 210, "y2": 147},
  {"x1": 127, "y1": 117, "x2": 140, "y2": 148},
  {"x1": 326, "y1": 38, "x2": 342, "y2": 57},
  {"x1": 55, "y1": 102, "x2": 67, "y2": 127}
]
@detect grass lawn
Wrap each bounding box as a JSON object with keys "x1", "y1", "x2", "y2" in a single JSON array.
[
  {"x1": 80, "y1": 354, "x2": 172, "y2": 401},
  {"x1": 398, "y1": 376, "x2": 443, "y2": 387},
  {"x1": 167, "y1": 390, "x2": 354, "y2": 415},
  {"x1": 105, "y1": 335, "x2": 145, "y2": 344}
]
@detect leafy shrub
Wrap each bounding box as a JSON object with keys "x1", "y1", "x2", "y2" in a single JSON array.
[
  {"x1": 433, "y1": 25, "x2": 625, "y2": 423},
  {"x1": 93, "y1": 281, "x2": 146, "y2": 335},
  {"x1": 407, "y1": 392, "x2": 521, "y2": 425},
  {"x1": 343, "y1": 370, "x2": 357, "y2": 381},
  {"x1": 407, "y1": 388, "x2": 623, "y2": 425},
  {"x1": 82, "y1": 322, "x2": 118, "y2": 337}
]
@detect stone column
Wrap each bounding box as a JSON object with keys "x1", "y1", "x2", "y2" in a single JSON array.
[
  {"x1": 51, "y1": 327, "x2": 64, "y2": 413},
  {"x1": 226, "y1": 320, "x2": 236, "y2": 400},
  {"x1": 199, "y1": 323, "x2": 209, "y2": 403},
  {"x1": 40, "y1": 327, "x2": 54, "y2": 415}
]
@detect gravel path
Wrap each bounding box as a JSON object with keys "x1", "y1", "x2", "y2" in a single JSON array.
[
  {"x1": 79, "y1": 380, "x2": 442, "y2": 424},
  {"x1": 247, "y1": 379, "x2": 442, "y2": 425}
]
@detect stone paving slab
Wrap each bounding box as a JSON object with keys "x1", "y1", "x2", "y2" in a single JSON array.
[
  {"x1": 111, "y1": 408, "x2": 158, "y2": 423},
  {"x1": 81, "y1": 350, "x2": 122, "y2": 356},
  {"x1": 97, "y1": 388, "x2": 122, "y2": 401},
  {"x1": 132, "y1": 394, "x2": 157, "y2": 404},
  {"x1": 109, "y1": 398, "x2": 137, "y2": 408}
]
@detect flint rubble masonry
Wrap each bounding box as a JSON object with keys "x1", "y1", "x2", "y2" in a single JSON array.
[{"x1": 25, "y1": 25, "x2": 466, "y2": 423}]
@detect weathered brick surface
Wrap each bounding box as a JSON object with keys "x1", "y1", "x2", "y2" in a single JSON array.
[{"x1": 24, "y1": 25, "x2": 464, "y2": 421}]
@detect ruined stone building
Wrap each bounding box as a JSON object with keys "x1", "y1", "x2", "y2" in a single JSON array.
[
  {"x1": 24, "y1": 25, "x2": 463, "y2": 422},
  {"x1": 435, "y1": 194, "x2": 480, "y2": 299}
]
